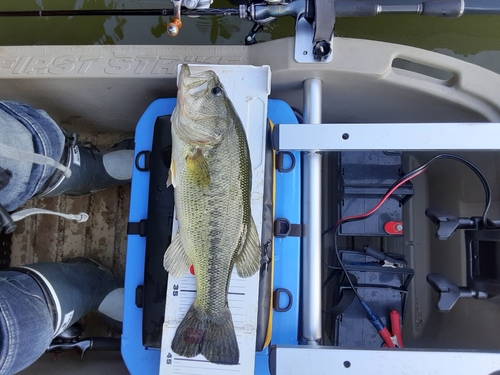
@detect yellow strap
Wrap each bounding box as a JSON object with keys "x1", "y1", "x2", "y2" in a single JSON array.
[{"x1": 263, "y1": 119, "x2": 276, "y2": 349}]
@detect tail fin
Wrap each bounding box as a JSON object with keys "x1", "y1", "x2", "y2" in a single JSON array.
[{"x1": 171, "y1": 304, "x2": 239, "y2": 365}]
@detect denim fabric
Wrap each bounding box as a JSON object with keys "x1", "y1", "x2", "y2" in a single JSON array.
[
  {"x1": 0, "y1": 271, "x2": 53, "y2": 375},
  {"x1": 0, "y1": 101, "x2": 65, "y2": 211}
]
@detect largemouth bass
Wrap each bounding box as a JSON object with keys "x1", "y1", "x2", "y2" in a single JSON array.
[{"x1": 163, "y1": 64, "x2": 261, "y2": 365}]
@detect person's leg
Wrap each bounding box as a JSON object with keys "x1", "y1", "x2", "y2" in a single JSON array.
[
  {"x1": 0, "y1": 101, "x2": 64, "y2": 212},
  {"x1": 0, "y1": 101, "x2": 134, "y2": 211},
  {"x1": 36, "y1": 137, "x2": 134, "y2": 198},
  {"x1": 0, "y1": 258, "x2": 123, "y2": 375},
  {"x1": 0, "y1": 271, "x2": 53, "y2": 375},
  {"x1": 11, "y1": 258, "x2": 123, "y2": 337}
]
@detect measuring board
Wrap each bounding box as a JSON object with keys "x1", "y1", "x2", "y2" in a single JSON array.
[{"x1": 159, "y1": 64, "x2": 271, "y2": 375}]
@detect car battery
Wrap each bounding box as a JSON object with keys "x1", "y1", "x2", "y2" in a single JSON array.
[
  {"x1": 338, "y1": 151, "x2": 414, "y2": 236},
  {"x1": 325, "y1": 249, "x2": 414, "y2": 347}
]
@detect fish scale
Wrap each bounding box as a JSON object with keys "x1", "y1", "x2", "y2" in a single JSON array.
[{"x1": 163, "y1": 64, "x2": 261, "y2": 365}]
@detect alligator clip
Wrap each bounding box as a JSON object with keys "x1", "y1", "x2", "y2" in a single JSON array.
[
  {"x1": 390, "y1": 310, "x2": 404, "y2": 348},
  {"x1": 361, "y1": 301, "x2": 396, "y2": 348},
  {"x1": 364, "y1": 246, "x2": 407, "y2": 268},
  {"x1": 361, "y1": 301, "x2": 403, "y2": 348},
  {"x1": 382, "y1": 310, "x2": 404, "y2": 348}
]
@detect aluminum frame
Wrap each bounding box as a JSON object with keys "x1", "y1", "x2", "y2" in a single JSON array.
[{"x1": 273, "y1": 123, "x2": 500, "y2": 151}]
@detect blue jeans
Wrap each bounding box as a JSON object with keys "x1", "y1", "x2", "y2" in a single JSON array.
[
  {"x1": 0, "y1": 271, "x2": 53, "y2": 375},
  {"x1": 0, "y1": 101, "x2": 65, "y2": 211}
]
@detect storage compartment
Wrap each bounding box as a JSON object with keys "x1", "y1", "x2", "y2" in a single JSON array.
[
  {"x1": 322, "y1": 150, "x2": 500, "y2": 350},
  {"x1": 403, "y1": 151, "x2": 500, "y2": 350}
]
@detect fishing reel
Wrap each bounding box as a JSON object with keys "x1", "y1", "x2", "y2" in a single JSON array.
[{"x1": 241, "y1": 0, "x2": 299, "y2": 46}]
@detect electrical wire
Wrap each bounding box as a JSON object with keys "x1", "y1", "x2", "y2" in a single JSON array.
[
  {"x1": 323, "y1": 153, "x2": 496, "y2": 305},
  {"x1": 325, "y1": 166, "x2": 428, "y2": 302},
  {"x1": 324, "y1": 153, "x2": 496, "y2": 237}
]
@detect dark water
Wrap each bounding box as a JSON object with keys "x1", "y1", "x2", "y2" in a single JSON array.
[{"x1": 1, "y1": 0, "x2": 500, "y2": 74}]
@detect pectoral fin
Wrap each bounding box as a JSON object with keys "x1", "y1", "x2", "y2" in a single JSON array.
[
  {"x1": 234, "y1": 219, "x2": 261, "y2": 278},
  {"x1": 186, "y1": 148, "x2": 210, "y2": 188},
  {"x1": 167, "y1": 159, "x2": 177, "y2": 188},
  {"x1": 163, "y1": 230, "x2": 191, "y2": 278}
]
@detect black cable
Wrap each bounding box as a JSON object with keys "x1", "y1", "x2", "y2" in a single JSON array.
[
  {"x1": 409, "y1": 154, "x2": 495, "y2": 228},
  {"x1": 332, "y1": 224, "x2": 364, "y2": 302}
]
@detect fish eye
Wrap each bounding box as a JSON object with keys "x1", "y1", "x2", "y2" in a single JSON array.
[{"x1": 211, "y1": 86, "x2": 222, "y2": 96}]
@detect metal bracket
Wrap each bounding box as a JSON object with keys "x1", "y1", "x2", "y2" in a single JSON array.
[{"x1": 294, "y1": 17, "x2": 333, "y2": 63}]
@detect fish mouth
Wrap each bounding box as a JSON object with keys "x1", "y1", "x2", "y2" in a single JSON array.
[{"x1": 178, "y1": 64, "x2": 217, "y2": 97}]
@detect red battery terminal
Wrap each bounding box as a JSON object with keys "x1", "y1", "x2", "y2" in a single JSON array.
[{"x1": 384, "y1": 221, "x2": 403, "y2": 235}]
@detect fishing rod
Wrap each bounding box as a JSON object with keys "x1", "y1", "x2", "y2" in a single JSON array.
[
  {"x1": 2, "y1": 0, "x2": 499, "y2": 20},
  {"x1": 0, "y1": 0, "x2": 500, "y2": 17},
  {"x1": 0, "y1": 8, "x2": 239, "y2": 18}
]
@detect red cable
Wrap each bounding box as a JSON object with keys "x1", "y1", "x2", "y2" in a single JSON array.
[{"x1": 336, "y1": 167, "x2": 428, "y2": 226}]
